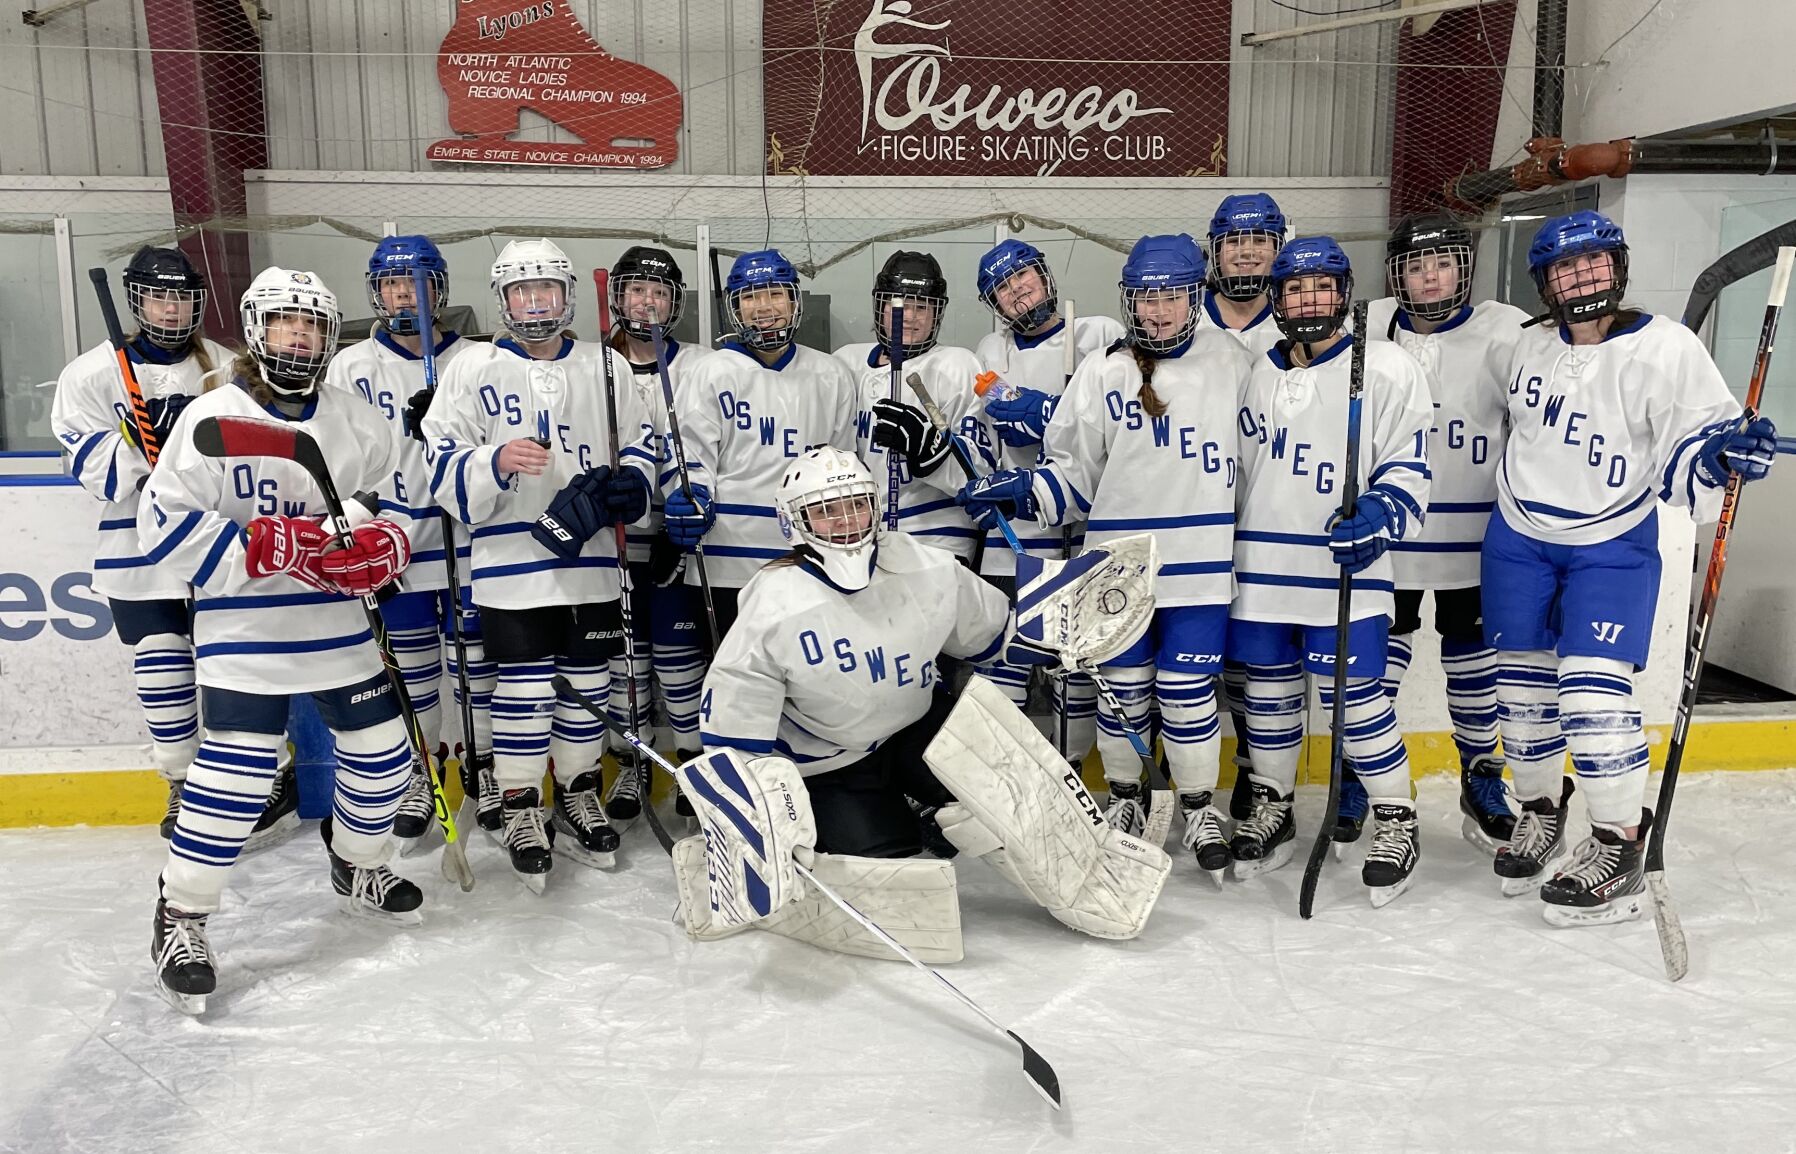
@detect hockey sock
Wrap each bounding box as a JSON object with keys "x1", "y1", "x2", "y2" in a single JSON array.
[
  {"x1": 1558, "y1": 656, "x2": 1649, "y2": 826},
  {"x1": 1318, "y1": 676, "x2": 1410, "y2": 799},
  {"x1": 329, "y1": 716, "x2": 414, "y2": 866},
  {"x1": 1051, "y1": 671, "x2": 1099, "y2": 764},
  {"x1": 1157, "y1": 670, "x2": 1221, "y2": 795},
  {"x1": 447, "y1": 634, "x2": 496, "y2": 755},
  {"x1": 1222, "y1": 659, "x2": 1251, "y2": 768},
  {"x1": 134, "y1": 632, "x2": 199, "y2": 780},
  {"x1": 973, "y1": 654, "x2": 1031, "y2": 717},
  {"x1": 491, "y1": 660, "x2": 556, "y2": 791},
  {"x1": 1381, "y1": 632, "x2": 1414, "y2": 702},
  {"x1": 1441, "y1": 636, "x2": 1501, "y2": 766},
  {"x1": 1093, "y1": 663, "x2": 1155, "y2": 785},
  {"x1": 608, "y1": 648, "x2": 654, "y2": 745},
  {"x1": 550, "y1": 661, "x2": 610, "y2": 788},
  {"x1": 386, "y1": 623, "x2": 444, "y2": 753},
  {"x1": 653, "y1": 641, "x2": 707, "y2": 750},
  {"x1": 161, "y1": 728, "x2": 283, "y2": 912},
  {"x1": 1241, "y1": 662, "x2": 1306, "y2": 794},
  {"x1": 1495, "y1": 649, "x2": 1565, "y2": 801}
]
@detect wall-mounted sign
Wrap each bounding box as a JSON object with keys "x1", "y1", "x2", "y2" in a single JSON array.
[
  {"x1": 428, "y1": 0, "x2": 683, "y2": 169},
  {"x1": 762, "y1": 0, "x2": 1231, "y2": 177}
]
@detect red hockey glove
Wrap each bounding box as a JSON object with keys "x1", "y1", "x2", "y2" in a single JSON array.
[
  {"x1": 243, "y1": 515, "x2": 334, "y2": 592},
  {"x1": 319, "y1": 518, "x2": 411, "y2": 597}
]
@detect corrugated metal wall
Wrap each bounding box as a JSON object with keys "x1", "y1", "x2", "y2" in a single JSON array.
[{"x1": 0, "y1": 0, "x2": 1392, "y2": 181}]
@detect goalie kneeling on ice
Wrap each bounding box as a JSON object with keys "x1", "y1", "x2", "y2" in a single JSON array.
[{"x1": 927, "y1": 675, "x2": 1171, "y2": 940}]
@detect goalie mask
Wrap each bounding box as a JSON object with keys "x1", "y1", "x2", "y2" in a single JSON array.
[
  {"x1": 492, "y1": 238, "x2": 576, "y2": 342},
  {"x1": 240, "y1": 267, "x2": 340, "y2": 397},
  {"x1": 872, "y1": 250, "x2": 948, "y2": 359},
  {"x1": 1529, "y1": 210, "x2": 1629, "y2": 325},
  {"x1": 1387, "y1": 213, "x2": 1474, "y2": 323},
  {"x1": 775, "y1": 447, "x2": 881, "y2": 592},
  {"x1": 1270, "y1": 236, "x2": 1354, "y2": 346},
  {"x1": 367, "y1": 235, "x2": 448, "y2": 337},
  {"x1": 123, "y1": 246, "x2": 207, "y2": 350},
  {"x1": 609, "y1": 245, "x2": 686, "y2": 342}
]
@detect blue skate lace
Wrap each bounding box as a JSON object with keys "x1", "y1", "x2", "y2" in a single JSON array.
[
  {"x1": 1338, "y1": 773, "x2": 1368, "y2": 820},
  {"x1": 1466, "y1": 768, "x2": 1511, "y2": 817}
]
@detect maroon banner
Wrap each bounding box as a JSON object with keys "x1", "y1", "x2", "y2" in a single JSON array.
[
  {"x1": 762, "y1": 0, "x2": 1231, "y2": 178},
  {"x1": 1390, "y1": 2, "x2": 1518, "y2": 219}
]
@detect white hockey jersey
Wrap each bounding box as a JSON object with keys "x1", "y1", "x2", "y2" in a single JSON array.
[
  {"x1": 699, "y1": 532, "x2": 1009, "y2": 776},
  {"x1": 1025, "y1": 330, "x2": 1253, "y2": 608},
  {"x1": 838, "y1": 341, "x2": 992, "y2": 562},
  {"x1": 136, "y1": 381, "x2": 402, "y2": 694},
  {"x1": 1365, "y1": 298, "x2": 1528, "y2": 589},
  {"x1": 324, "y1": 330, "x2": 476, "y2": 594},
  {"x1": 1194, "y1": 291, "x2": 1282, "y2": 358},
  {"x1": 420, "y1": 337, "x2": 657, "y2": 611},
  {"x1": 973, "y1": 314, "x2": 1126, "y2": 576},
  {"x1": 619, "y1": 338, "x2": 709, "y2": 563},
  {"x1": 670, "y1": 342, "x2": 861, "y2": 587},
  {"x1": 51, "y1": 337, "x2": 234, "y2": 600},
  {"x1": 1496, "y1": 312, "x2": 1742, "y2": 547},
  {"x1": 1235, "y1": 337, "x2": 1434, "y2": 627}
]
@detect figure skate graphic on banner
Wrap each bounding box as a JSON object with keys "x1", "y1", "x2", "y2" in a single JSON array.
[
  {"x1": 429, "y1": 0, "x2": 682, "y2": 169},
  {"x1": 762, "y1": 0, "x2": 1231, "y2": 177}
]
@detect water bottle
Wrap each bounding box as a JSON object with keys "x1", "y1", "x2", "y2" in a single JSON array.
[{"x1": 974, "y1": 370, "x2": 1020, "y2": 410}]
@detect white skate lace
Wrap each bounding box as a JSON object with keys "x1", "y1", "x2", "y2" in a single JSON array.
[
  {"x1": 1365, "y1": 812, "x2": 1418, "y2": 866},
  {"x1": 398, "y1": 770, "x2": 434, "y2": 818},
  {"x1": 351, "y1": 863, "x2": 405, "y2": 909},
  {"x1": 1104, "y1": 796, "x2": 1146, "y2": 837},
  {"x1": 504, "y1": 801, "x2": 550, "y2": 850},
  {"x1": 157, "y1": 910, "x2": 211, "y2": 969},
  {"x1": 1179, "y1": 802, "x2": 1226, "y2": 851},
  {"x1": 1236, "y1": 799, "x2": 1291, "y2": 847},
  {"x1": 605, "y1": 763, "x2": 642, "y2": 804},
  {"x1": 476, "y1": 767, "x2": 500, "y2": 813},
  {"x1": 563, "y1": 785, "x2": 609, "y2": 832},
  {"x1": 1507, "y1": 804, "x2": 1560, "y2": 862},
  {"x1": 1552, "y1": 834, "x2": 1620, "y2": 888}
]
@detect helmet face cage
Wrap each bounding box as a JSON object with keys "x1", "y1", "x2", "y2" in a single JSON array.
[
  {"x1": 980, "y1": 257, "x2": 1058, "y2": 333},
  {"x1": 495, "y1": 269, "x2": 576, "y2": 341},
  {"x1": 1388, "y1": 243, "x2": 1473, "y2": 322},
  {"x1": 243, "y1": 301, "x2": 340, "y2": 394},
  {"x1": 1535, "y1": 244, "x2": 1629, "y2": 325},
  {"x1": 785, "y1": 483, "x2": 877, "y2": 552},
  {"x1": 1207, "y1": 229, "x2": 1284, "y2": 302},
  {"x1": 1120, "y1": 283, "x2": 1201, "y2": 354},
  {"x1": 1272, "y1": 271, "x2": 1353, "y2": 346},
  {"x1": 367, "y1": 266, "x2": 449, "y2": 337},
  {"x1": 872, "y1": 291, "x2": 947, "y2": 358},
  {"x1": 728, "y1": 282, "x2": 802, "y2": 350},
  {"x1": 609, "y1": 272, "x2": 685, "y2": 341},
  {"x1": 126, "y1": 281, "x2": 207, "y2": 350}
]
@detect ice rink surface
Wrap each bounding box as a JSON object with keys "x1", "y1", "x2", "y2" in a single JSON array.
[{"x1": 3, "y1": 770, "x2": 1794, "y2": 1154}]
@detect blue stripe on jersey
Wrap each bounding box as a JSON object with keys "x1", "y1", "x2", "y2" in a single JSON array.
[
  {"x1": 192, "y1": 523, "x2": 240, "y2": 588},
  {"x1": 99, "y1": 517, "x2": 136, "y2": 531},
  {"x1": 453, "y1": 452, "x2": 474, "y2": 523},
  {"x1": 196, "y1": 591, "x2": 344, "y2": 612},
  {"x1": 103, "y1": 453, "x2": 119, "y2": 502},
  {"x1": 1236, "y1": 529, "x2": 1328, "y2": 546},
  {"x1": 1429, "y1": 500, "x2": 1494, "y2": 513},
  {"x1": 409, "y1": 546, "x2": 471, "y2": 565},
  {"x1": 1161, "y1": 560, "x2": 1233, "y2": 576},
  {"x1": 912, "y1": 526, "x2": 980, "y2": 540},
  {"x1": 98, "y1": 509, "x2": 202, "y2": 568},
  {"x1": 1089, "y1": 513, "x2": 1234, "y2": 532},
  {"x1": 380, "y1": 499, "x2": 441, "y2": 520},
  {"x1": 472, "y1": 556, "x2": 620, "y2": 581},
  {"x1": 964, "y1": 630, "x2": 1004, "y2": 665},
  {"x1": 1372, "y1": 460, "x2": 1431, "y2": 483},
  {"x1": 69, "y1": 430, "x2": 108, "y2": 484},
  {"x1": 700, "y1": 732, "x2": 776, "y2": 755},
  {"x1": 898, "y1": 498, "x2": 959, "y2": 519},
  {"x1": 196, "y1": 629, "x2": 374, "y2": 659},
  {"x1": 1517, "y1": 486, "x2": 1652, "y2": 526},
  {"x1": 715, "y1": 503, "x2": 777, "y2": 517},
  {"x1": 1237, "y1": 572, "x2": 1394, "y2": 593},
  {"x1": 1390, "y1": 541, "x2": 1481, "y2": 552},
  {"x1": 1659, "y1": 421, "x2": 1728, "y2": 500},
  {"x1": 702, "y1": 545, "x2": 787, "y2": 560},
  {"x1": 472, "y1": 521, "x2": 536, "y2": 539}
]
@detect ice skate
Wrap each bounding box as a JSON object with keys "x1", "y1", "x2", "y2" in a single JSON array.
[
  {"x1": 501, "y1": 787, "x2": 554, "y2": 894},
  {"x1": 1494, "y1": 778, "x2": 1574, "y2": 896},
  {"x1": 1178, "y1": 791, "x2": 1230, "y2": 887},
  {"x1": 1362, "y1": 801, "x2": 1419, "y2": 908},
  {"x1": 1541, "y1": 809, "x2": 1651, "y2": 928},
  {"x1": 551, "y1": 771, "x2": 619, "y2": 869},
  {"x1": 1229, "y1": 778, "x2": 1296, "y2": 880},
  {"x1": 1459, "y1": 755, "x2": 1517, "y2": 854},
  {"x1": 241, "y1": 758, "x2": 300, "y2": 856},
  {"x1": 1102, "y1": 779, "x2": 1147, "y2": 839},
  {"x1": 151, "y1": 898, "x2": 214, "y2": 1015},
  {"x1": 1332, "y1": 769, "x2": 1369, "y2": 861}
]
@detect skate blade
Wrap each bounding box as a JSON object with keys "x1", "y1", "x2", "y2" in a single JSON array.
[
  {"x1": 1499, "y1": 871, "x2": 1550, "y2": 897},
  {"x1": 556, "y1": 842, "x2": 618, "y2": 870},
  {"x1": 1229, "y1": 839, "x2": 1295, "y2": 881},
  {"x1": 1460, "y1": 817, "x2": 1504, "y2": 856},
  {"x1": 239, "y1": 811, "x2": 302, "y2": 857},
  {"x1": 337, "y1": 894, "x2": 424, "y2": 927},
  {"x1": 395, "y1": 828, "x2": 435, "y2": 859},
  {"x1": 1332, "y1": 840, "x2": 1351, "y2": 863},
  {"x1": 1367, "y1": 875, "x2": 1413, "y2": 909},
  {"x1": 1542, "y1": 895, "x2": 1644, "y2": 928},
  {"x1": 157, "y1": 981, "x2": 208, "y2": 1016},
  {"x1": 1201, "y1": 867, "x2": 1226, "y2": 891},
  {"x1": 515, "y1": 868, "x2": 550, "y2": 895}
]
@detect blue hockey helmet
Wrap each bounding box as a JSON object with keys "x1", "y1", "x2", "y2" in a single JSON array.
[
  {"x1": 1118, "y1": 234, "x2": 1206, "y2": 354},
  {"x1": 1207, "y1": 193, "x2": 1288, "y2": 301},
  {"x1": 976, "y1": 238, "x2": 1058, "y2": 333},
  {"x1": 1527, "y1": 210, "x2": 1629, "y2": 324},
  {"x1": 367, "y1": 235, "x2": 448, "y2": 336},
  {"x1": 726, "y1": 249, "x2": 802, "y2": 351},
  {"x1": 1269, "y1": 235, "x2": 1354, "y2": 345}
]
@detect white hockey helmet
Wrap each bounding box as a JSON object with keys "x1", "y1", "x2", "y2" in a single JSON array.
[
  {"x1": 492, "y1": 238, "x2": 576, "y2": 341},
  {"x1": 239, "y1": 266, "x2": 340, "y2": 396},
  {"x1": 775, "y1": 447, "x2": 881, "y2": 592}
]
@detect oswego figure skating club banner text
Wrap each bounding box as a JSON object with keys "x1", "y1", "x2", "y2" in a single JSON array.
[{"x1": 762, "y1": 0, "x2": 1231, "y2": 177}]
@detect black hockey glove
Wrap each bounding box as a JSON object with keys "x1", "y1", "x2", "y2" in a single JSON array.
[{"x1": 871, "y1": 397, "x2": 951, "y2": 476}]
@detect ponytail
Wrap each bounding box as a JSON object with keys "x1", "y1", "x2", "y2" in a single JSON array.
[
  {"x1": 1129, "y1": 342, "x2": 1168, "y2": 418},
  {"x1": 229, "y1": 351, "x2": 275, "y2": 408}
]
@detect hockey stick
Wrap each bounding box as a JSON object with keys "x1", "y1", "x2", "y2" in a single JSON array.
[
  {"x1": 1056, "y1": 299, "x2": 1076, "y2": 763},
  {"x1": 650, "y1": 322, "x2": 721, "y2": 653},
  {"x1": 907, "y1": 374, "x2": 1175, "y2": 848},
  {"x1": 884, "y1": 303, "x2": 905, "y2": 531},
  {"x1": 547, "y1": 673, "x2": 1061, "y2": 1110},
  {"x1": 88, "y1": 267, "x2": 161, "y2": 466},
  {"x1": 191, "y1": 414, "x2": 476, "y2": 892},
  {"x1": 1299, "y1": 299, "x2": 1369, "y2": 921},
  {"x1": 413, "y1": 268, "x2": 485, "y2": 852},
  {"x1": 1647, "y1": 245, "x2": 1794, "y2": 982},
  {"x1": 1684, "y1": 221, "x2": 1796, "y2": 332}
]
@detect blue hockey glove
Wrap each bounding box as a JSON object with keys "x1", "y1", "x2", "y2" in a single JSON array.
[
  {"x1": 603, "y1": 466, "x2": 652, "y2": 524},
  {"x1": 956, "y1": 468, "x2": 1039, "y2": 530},
  {"x1": 1697, "y1": 414, "x2": 1778, "y2": 486},
  {"x1": 1327, "y1": 488, "x2": 1402, "y2": 576},
  {"x1": 985, "y1": 387, "x2": 1057, "y2": 448},
  {"x1": 531, "y1": 468, "x2": 610, "y2": 560},
  {"x1": 664, "y1": 483, "x2": 715, "y2": 551}
]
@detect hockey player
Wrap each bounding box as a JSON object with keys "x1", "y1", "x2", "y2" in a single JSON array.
[
  {"x1": 839, "y1": 249, "x2": 991, "y2": 563},
  {"x1": 1353, "y1": 214, "x2": 1529, "y2": 854},
  {"x1": 51, "y1": 247, "x2": 299, "y2": 850},
  {"x1": 660, "y1": 249, "x2": 860, "y2": 640},
  {"x1": 1486, "y1": 211, "x2": 1777, "y2": 925},
  {"x1": 956, "y1": 234, "x2": 1251, "y2": 876},
  {"x1": 421, "y1": 239, "x2": 657, "y2": 890},
  {"x1": 1231, "y1": 237, "x2": 1434, "y2": 906},
  {"x1": 967, "y1": 238, "x2": 1124, "y2": 770},
  {"x1": 683, "y1": 447, "x2": 1170, "y2": 953},
  {"x1": 325, "y1": 235, "x2": 496, "y2": 847},
  {"x1": 600, "y1": 245, "x2": 709, "y2": 821},
  {"x1": 1198, "y1": 194, "x2": 1288, "y2": 819},
  {"x1": 142, "y1": 267, "x2": 423, "y2": 1012}
]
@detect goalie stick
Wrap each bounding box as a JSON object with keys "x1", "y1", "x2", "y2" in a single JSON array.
[
  {"x1": 906, "y1": 373, "x2": 1176, "y2": 850},
  {"x1": 1299, "y1": 300, "x2": 1369, "y2": 921},
  {"x1": 1647, "y1": 245, "x2": 1794, "y2": 982},
  {"x1": 549, "y1": 673, "x2": 1062, "y2": 1111},
  {"x1": 191, "y1": 414, "x2": 476, "y2": 892},
  {"x1": 88, "y1": 267, "x2": 161, "y2": 467}
]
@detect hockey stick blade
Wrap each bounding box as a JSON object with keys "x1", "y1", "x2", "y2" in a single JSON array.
[
  {"x1": 550, "y1": 674, "x2": 677, "y2": 854},
  {"x1": 1646, "y1": 871, "x2": 1689, "y2": 982}
]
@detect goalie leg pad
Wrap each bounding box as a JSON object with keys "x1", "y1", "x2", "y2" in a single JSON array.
[
  {"x1": 926, "y1": 674, "x2": 1171, "y2": 939},
  {"x1": 671, "y1": 833, "x2": 752, "y2": 941}
]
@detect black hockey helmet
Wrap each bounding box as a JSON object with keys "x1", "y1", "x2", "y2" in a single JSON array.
[
  {"x1": 122, "y1": 246, "x2": 207, "y2": 349},
  {"x1": 609, "y1": 245, "x2": 686, "y2": 340},
  {"x1": 872, "y1": 250, "x2": 948, "y2": 358},
  {"x1": 1386, "y1": 213, "x2": 1474, "y2": 322}
]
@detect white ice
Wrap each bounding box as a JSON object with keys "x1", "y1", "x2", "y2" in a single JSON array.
[{"x1": 4, "y1": 771, "x2": 1795, "y2": 1154}]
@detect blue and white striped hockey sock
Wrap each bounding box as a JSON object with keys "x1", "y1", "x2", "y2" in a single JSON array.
[
  {"x1": 653, "y1": 641, "x2": 707, "y2": 751},
  {"x1": 161, "y1": 728, "x2": 283, "y2": 912},
  {"x1": 1319, "y1": 676, "x2": 1410, "y2": 800},
  {"x1": 134, "y1": 633, "x2": 200, "y2": 780},
  {"x1": 446, "y1": 635, "x2": 496, "y2": 756},
  {"x1": 1157, "y1": 670, "x2": 1221, "y2": 795},
  {"x1": 1380, "y1": 632, "x2": 1414, "y2": 702},
  {"x1": 1495, "y1": 650, "x2": 1565, "y2": 801},
  {"x1": 1093, "y1": 663, "x2": 1156, "y2": 785},
  {"x1": 1558, "y1": 656, "x2": 1648, "y2": 826},
  {"x1": 1241, "y1": 663, "x2": 1306, "y2": 795},
  {"x1": 491, "y1": 660, "x2": 555, "y2": 791},
  {"x1": 385, "y1": 623, "x2": 444, "y2": 754},
  {"x1": 1441, "y1": 638, "x2": 1501, "y2": 766},
  {"x1": 329, "y1": 716, "x2": 413, "y2": 865},
  {"x1": 1051, "y1": 671, "x2": 1099, "y2": 765},
  {"x1": 550, "y1": 662, "x2": 610, "y2": 788}
]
